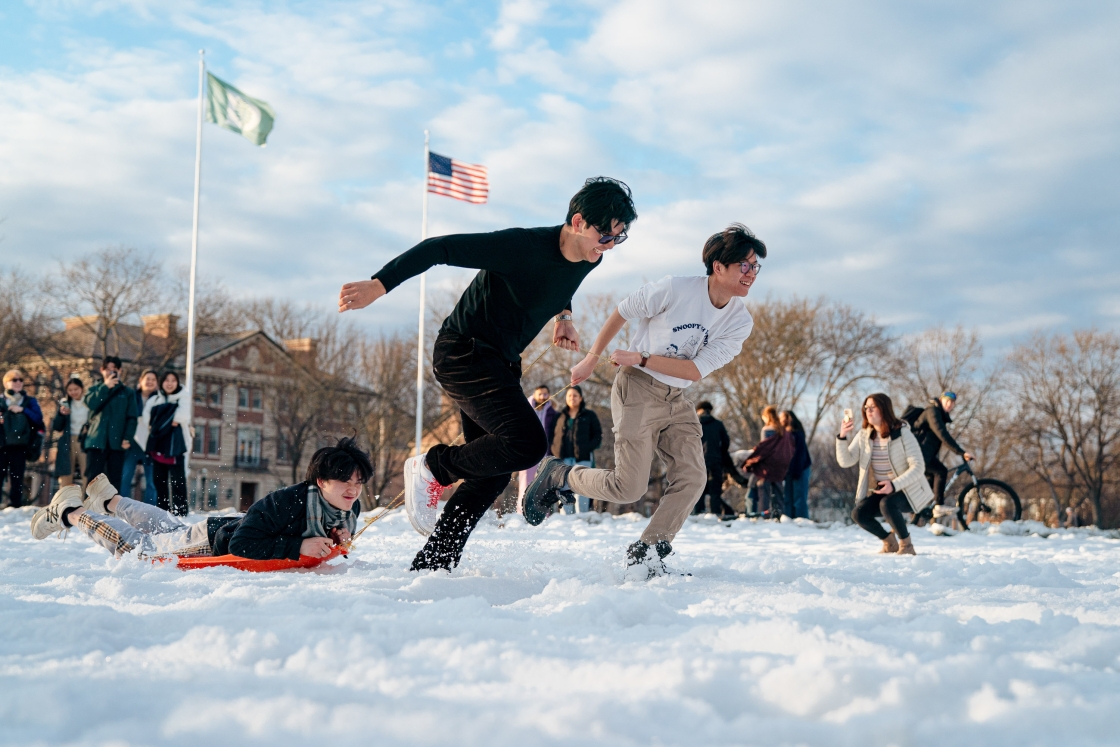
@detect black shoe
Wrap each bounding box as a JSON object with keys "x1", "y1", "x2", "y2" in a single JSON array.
[
  {"x1": 523, "y1": 456, "x2": 572, "y2": 526},
  {"x1": 626, "y1": 540, "x2": 674, "y2": 579}
]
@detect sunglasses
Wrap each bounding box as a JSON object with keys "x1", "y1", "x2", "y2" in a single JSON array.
[
  {"x1": 7, "y1": 378, "x2": 22, "y2": 383},
  {"x1": 596, "y1": 226, "x2": 628, "y2": 245}
]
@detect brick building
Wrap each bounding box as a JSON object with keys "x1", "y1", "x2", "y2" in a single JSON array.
[{"x1": 18, "y1": 314, "x2": 375, "y2": 511}]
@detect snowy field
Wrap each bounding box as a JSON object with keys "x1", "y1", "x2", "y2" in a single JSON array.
[{"x1": 2, "y1": 506, "x2": 1120, "y2": 747}]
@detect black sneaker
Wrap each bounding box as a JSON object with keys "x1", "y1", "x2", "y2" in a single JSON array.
[
  {"x1": 523, "y1": 457, "x2": 572, "y2": 526},
  {"x1": 625, "y1": 540, "x2": 674, "y2": 579}
]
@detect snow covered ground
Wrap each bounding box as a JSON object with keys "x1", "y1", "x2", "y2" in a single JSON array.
[{"x1": 2, "y1": 505, "x2": 1120, "y2": 747}]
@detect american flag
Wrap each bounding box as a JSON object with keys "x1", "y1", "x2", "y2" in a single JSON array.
[{"x1": 428, "y1": 152, "x2": 489, "y2": 204}]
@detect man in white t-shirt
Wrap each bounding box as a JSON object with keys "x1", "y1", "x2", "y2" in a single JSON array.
[{"x1": 523, "y1": 223, "x2": 765, "y2": 575}]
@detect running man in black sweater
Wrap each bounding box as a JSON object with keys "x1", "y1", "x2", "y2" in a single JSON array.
[{"x1": 339, "y1": 177, "x2": 637, "y2": 570}]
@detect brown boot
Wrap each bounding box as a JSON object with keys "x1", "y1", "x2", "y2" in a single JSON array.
[
  {"x1": 897, "y1": 536, "x2": 916, "y2": 555},
  {"x1": 879, "y1": 533, "x2": 899, "y2": 553}
]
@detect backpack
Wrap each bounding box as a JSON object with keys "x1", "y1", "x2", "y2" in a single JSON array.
[{"x1": 901, "y1": 404, "x2": 924, "y2": 428}]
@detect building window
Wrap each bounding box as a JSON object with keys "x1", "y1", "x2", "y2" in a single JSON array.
[
  {"x1": 193, "y1": 426, "x2": 203, "y2": 455},
  {"x1": 207, "y1": 424, "x2": 221, "y2": 455},
  {"x1": 194, "y1": 381, "x2": 206, "y2": 405},
  {"x1": 236, "y1": 427, "x2": 262, "y2": 466},
  {"x1": 238, "y1": 387, "x2": 249, "y2": 408},
  {"x1": 276, "y1": 436, "x2": 289, "y2": 463},
  {"x1": 208, "y1": 384, "x2": 221, "y2": 408},
  {"x1": 252, "y1": 388, "x2": 262, "y2": 410}
]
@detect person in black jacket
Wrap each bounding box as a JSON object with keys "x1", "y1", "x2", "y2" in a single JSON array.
[
  {"x1": 911, "y1": 392, "x2": 974, "y2": 507},
  {"x1": 780, "y1": 410, "x2": 813, "y2": 519},
  {"x1": 30, "y1": 438, "x2": 372, "y2": 562},
  {"x1": 692, "y1": 402, "x2": 747, "y2": 518},
  {"x1": 550, "y1": 386, "x2": 602, "y2": 513},
  {"x1": 340, "y1": 177, "x2": 637, "y2": 571},
  {"x1": 1, "y1": 368, "x2": 45, "y2": 508}
]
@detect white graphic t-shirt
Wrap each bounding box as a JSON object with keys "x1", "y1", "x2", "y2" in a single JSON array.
[{"x1": 616, "y1": 275, "x2": 754, "y2": 388}]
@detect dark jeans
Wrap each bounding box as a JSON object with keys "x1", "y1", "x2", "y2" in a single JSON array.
[
  {"x1": 753, "y1": 477, "x2": 784, "y2": 518},
  {"x1": 784, "y1": 467, "x2": 811, "y2": 519},
  {"x1": 925, "y1": 457, "x2": 948, "y2": 505},
  {"x1": 694, "y1": 466, "x2": 735, "y2": 516},
  {"x1": 0, "y1": 446, "x2": 27, "y2": 508},
  {"x1": 85, "y1": 448, "x2": 126, "y2": 492},
  {"x1": 153, "y1": 459, "x2": 188, "y2": 516},
  {"x1": 413, "y1": 332, "x2": 548, "y2": 570},
  {"x1": 852, "y1": 491, "x2": 911, "y2": 540}
]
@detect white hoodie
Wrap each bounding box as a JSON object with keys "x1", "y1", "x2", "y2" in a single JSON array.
[{"x1": 135, "y1": 387, "x2": 190, "y2": 453}]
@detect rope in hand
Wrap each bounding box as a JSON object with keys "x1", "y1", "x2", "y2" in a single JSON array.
[{"x1": 346, "y1": 343, "x2": 616, "y2": 548}]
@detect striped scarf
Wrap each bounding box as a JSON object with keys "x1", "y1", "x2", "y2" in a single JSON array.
[{"x1": 303, "y1": 485, "x2": 357, "y2": 539}]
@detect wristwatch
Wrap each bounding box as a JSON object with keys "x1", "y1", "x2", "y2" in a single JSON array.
[
  {"x1": 556, "y1": 314, "x2": 573, "y2": 322},
  {"x1": 639, "y1": 351, "x2": 650, "y2": 368}
]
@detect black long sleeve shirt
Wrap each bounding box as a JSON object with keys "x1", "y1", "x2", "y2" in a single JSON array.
[{"x1": 372, "y1": 226, "x2": 601, "y2": 362}]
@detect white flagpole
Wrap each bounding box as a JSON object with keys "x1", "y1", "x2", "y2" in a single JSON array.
[
  {"x1": 415, "y1": 130, "x2": 429, "y2": 457},
  {"x1": 185, "y1": 50, "x2": 204, "y2": 480}
]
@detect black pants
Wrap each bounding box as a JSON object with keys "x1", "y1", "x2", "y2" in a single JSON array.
[
  {"x1": 85, "y1": 448, "x2": 126, "y2": 492},
  {"x1": 925, "y1": 458, "x2": 948, "y2": 505},
  {"x1": 412, "y1": 332, "x2": 548, "y2": 570},
  {"x1": 153, "y1": 459, "x2": 188, "y2": 516},
  {"x1": 0, "y1": 446, "x2": 27, "y2": 508},
  {"x1": 852, "y1": 491, "x2": 911, "y2": 540},
  {"x1": 694, "y1": 466, "x2": 735, "y2": 516}
]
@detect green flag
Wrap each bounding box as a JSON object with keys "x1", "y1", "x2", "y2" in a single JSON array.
[{"x1": 205, "y1": 72, "x2": 275, "y2": 146}]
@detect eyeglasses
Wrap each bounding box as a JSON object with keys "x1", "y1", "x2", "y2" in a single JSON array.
[
  {"x1": 596, "y1": 226, "x2": 628, "y2": 245},
  {"x1": 739, "y1": 261, "x2": 762, "y2": 275}
]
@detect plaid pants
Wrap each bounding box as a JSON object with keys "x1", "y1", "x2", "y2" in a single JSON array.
[{"x1": 75, "y1": 497, "x2": 211, "y2": 558}]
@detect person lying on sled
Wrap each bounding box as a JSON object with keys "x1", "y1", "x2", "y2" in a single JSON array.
[{"x1": 30, "y1": 437, "x2": 372, "y2": 560}]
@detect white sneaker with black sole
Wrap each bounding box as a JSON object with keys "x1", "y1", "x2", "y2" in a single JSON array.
[{"x1": 404, "y1": 454, "x2": 443, "y2": 536}]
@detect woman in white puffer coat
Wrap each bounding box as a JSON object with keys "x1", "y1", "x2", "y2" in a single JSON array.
[
  {"x1": 136, "y1": 371, "x2": 191, "y2": 516},
  {"x1": 836, "y1": 392, "x2": 932, "y2": 555}
]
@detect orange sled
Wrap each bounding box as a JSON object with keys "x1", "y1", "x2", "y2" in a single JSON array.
[{"x1": 168, "y1": 545, "x2": 348, "y2": 572}]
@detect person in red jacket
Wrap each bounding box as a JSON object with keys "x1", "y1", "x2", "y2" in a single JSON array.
[{"x1": 742, "y1": 405, "x2": 794, "y2": 519}]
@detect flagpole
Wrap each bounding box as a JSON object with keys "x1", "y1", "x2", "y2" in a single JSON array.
[
  {"x1": 415, "y1": 130, "x2": 429, "y2": 457},
  {"x1": 185, "y1": 50, "x2": 204, "y2": 479}
]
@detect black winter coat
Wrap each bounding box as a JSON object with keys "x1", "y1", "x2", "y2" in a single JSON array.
[
  {"x1": 215, "y1": 482, "x2": 361, "y2": 560},
  {"x1": 786, "y1": 430, "x2": 812, "y2": 480},
  {"x1": 699, "y1": 413, "x2": 748, "y2": 484},
  {"x1": 552, "y1": 407, "x2": 602, "y2": 462},
  {"x1": 912, "y1": 400, "x2": 965, "y2": 463}
]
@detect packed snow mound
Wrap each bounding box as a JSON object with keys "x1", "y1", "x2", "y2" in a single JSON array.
[
  {"x1": 992, "y1": 519, "x2": 1120, "y2": 539},
  {"x1": 2, "y1": 506, "x2": 1120, "y2": 746}
]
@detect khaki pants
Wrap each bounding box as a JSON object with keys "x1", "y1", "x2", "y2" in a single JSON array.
[
  {"x1": 567, "y1": 367, "x2": 705, "y2": 545},
  {"x1": 57, "y1": 436, "x2": 88, "y2": 491}
]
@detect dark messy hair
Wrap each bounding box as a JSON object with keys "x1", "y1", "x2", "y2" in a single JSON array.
[
  {"x1": 861, "y1": 393, "x2": 902, "y2": 433},
  {"x1": 102, "y1": 356, "x2": 123, "y2": 370},
  {"x1": 566, "y1": 384, "x2": 586, "y2": 411},
  {"x1": 534, "y1": 384, "x2": 550, "y2": 392},
  {"x1": 696, "y1": 401, "x2": 714, "y2": 413},
  {"x1": 159, "y1": 371, "x2": 180, "y2": 389},
  {"x1": 305, "y1": 437, "x2": 373, "y2": 484},
  {"x1": 702, "y1": 223, "x2": 768, "y2": 275},
  {"x1": 565, "y1": 177, "x2": 638, "y2": 233},
  {"x1": 782, "y1": 410, "x2": 805, "y2": 434}
]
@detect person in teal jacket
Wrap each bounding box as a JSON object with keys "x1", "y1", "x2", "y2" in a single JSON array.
[{"x1": 82, "y1": 357, "x2": 139, "y2": 492}]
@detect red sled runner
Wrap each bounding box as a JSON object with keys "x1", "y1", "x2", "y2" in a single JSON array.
[{"x1": 166, "y1": 545, "x2": 348, "y2": 572}]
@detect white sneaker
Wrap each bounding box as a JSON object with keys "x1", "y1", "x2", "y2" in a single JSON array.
[
  {"x1": 403, "y1": 454, "x2": 443, "y2": 536},
  {"x1": 30, "y1": 485, "x2": 85, "y2": 540},
  {"x1": 84, "y1": 473, "x2": 118, "y2": 514}
]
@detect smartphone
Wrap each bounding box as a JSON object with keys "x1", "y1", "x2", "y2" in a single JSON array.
[{"x1": 843, "y1": 408, "x2": 853, "y2": 423}]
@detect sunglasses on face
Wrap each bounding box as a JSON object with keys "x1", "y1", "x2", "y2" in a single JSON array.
[
  {"x1": 596, "y1": 226, "x2": 628, "y2": 245},
  {"x1": 7, "y1": 378, "x2": 22, "y2": 383}
]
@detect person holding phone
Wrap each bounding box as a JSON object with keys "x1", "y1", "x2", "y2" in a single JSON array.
[
  {"x1": 52, "y1": 375, "x2": 89, "y2": 491},
  {"x1": 82, "y1": 357, "x2": 139, "y2": 493},
  {"x1": 836, "y1": 393, "x2": 933, "y2": 555}
]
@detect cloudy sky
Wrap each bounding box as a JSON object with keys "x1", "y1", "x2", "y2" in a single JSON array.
[{"x1": 1, "y1": 0, "x2": 1117, "y2": 342}]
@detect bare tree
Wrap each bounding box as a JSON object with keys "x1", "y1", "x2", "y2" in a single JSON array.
[
  {"x1": 1007, "y1": 330, "x2": 1120, "y2": 527},
  {"x1": 355, "y1": 334, "x2": 417, "y2": 502},
  {"x1": 52, "y1": 247, "x2": 164, "y2": 362}
]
